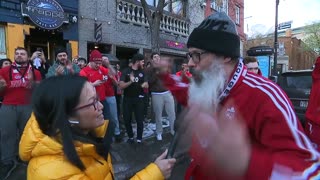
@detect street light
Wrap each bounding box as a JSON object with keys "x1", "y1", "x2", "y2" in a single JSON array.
[{"x1": 273, "y1": 0, "x2": 280, "y2": 76}]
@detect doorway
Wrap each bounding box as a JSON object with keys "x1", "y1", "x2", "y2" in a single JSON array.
[
  {"x1": 116, "y1": 46, "x2": 139, "y2": 70},
  {"x1": 25, "y1": 28, "x2": 67, "y2": 64}
]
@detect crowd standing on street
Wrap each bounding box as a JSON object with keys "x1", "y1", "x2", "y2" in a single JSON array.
[{"x1": 0, "y1": 11, "x2": 320, "y2": 180}]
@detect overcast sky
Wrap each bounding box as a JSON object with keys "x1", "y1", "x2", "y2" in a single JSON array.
[{"x1": 244, "y1": 0, "x2": 320, "y2": 35}]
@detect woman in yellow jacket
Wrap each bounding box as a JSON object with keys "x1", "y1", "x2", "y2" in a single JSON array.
[{"x1": 19, "y1": 75, "x2": 176, "y2": 180}]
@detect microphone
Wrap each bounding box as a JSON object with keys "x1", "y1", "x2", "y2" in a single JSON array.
[{"x1": 166, "y1": 109, "x2": 188, "y2": 159}]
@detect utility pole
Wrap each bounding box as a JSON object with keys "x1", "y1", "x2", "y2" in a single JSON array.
[{"x1": 273, "y1": 0, "x2": 280, "y2": 76}]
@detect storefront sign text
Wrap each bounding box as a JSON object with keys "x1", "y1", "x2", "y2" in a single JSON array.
[{"x1": 21, "y1": 0, "x2": 69, "y2": 30}]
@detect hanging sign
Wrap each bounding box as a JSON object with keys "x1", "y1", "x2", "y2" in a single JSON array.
[{"x1": 21, "y1": 0, "x2": 69, "y2": 30}]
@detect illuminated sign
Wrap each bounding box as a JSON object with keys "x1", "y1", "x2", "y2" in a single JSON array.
[
  {"x1": 21, "y1": 0, "x2": 69, "y2": 30},
  {"x1": 165, "y1": 41, "x2": 185, "y2": 49}
]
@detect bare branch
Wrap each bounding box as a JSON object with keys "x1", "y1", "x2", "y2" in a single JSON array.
[
  {"x1": 157, "y1": 0, "x2": 165, "y2": 14},
  {"x1": 140, "y1": 0, "x2": 153, "y2": 26}
]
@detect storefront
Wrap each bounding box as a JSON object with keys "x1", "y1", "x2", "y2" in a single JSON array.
[
  {"x1": 0, "y1": 0, "x2": 78, "y2": 62},
  {"x1": 144, "y1": 38, "x2": 188, "y2": 73}
]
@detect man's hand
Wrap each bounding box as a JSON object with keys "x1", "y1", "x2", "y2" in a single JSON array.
[
  {"x1": 0, "y1": 78, "x2": 7, "y2": 92},
  {"x1": 182, "y1": 103, "x2": 251, "y2": 176},
  {"x1": 141, "y1": 82, "x2": 149, "y2": 88},
  {"x1": 55, "y1": 65, "x2": 65, "y2": 75},
  {"x1": 129, "y1": 72, "x2": 135, "y2": 83},
  {"x1": 152, "y1": 59, "x2": 171, "y2": 74},
  {"x1": 92, "y1": 80, "x2": 104, "y2": 86},
  {"x1": 66, "y1": 63, "x2": 75, "y2": 74}
]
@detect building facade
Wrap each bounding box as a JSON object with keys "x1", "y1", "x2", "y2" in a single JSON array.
[
  {"x1": 78, "y1": 0, "x2": 204, "y2": 71},
  {"x1": 244, "y1": 28, "x2": 317, "y2": 72},
  {"x1": 0, "y1": 0, "x2": 78, "y2": 61},
  {"x1": 204, "y1": 0, "x2": 245, "y2": 57}
]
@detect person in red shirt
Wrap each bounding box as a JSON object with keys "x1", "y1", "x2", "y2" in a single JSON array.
[
  {"x1": 0, "y1": 47, "x2": 42, "y2": 179},
  {"x1": 243, "y1": 56, "x2": 262, "y2": 76},
  {"x1": 175, "y1": 63, "x2": 192, "y2": 114},
  {"x1": 176, "y1": 63, "x2": 192, "y2": 84},
  {"x1": 102, "y1": 56, "x2": 122, "y2": 142},
  {"x1": 157, "y1": 12, "x2": 320, "y2": 179},
  {"x1": 79, "y1": 50, "x2": 110, "y2": 129},
  {"x1": 305, "y1": 56, "x2": 320, "y2": 151}
]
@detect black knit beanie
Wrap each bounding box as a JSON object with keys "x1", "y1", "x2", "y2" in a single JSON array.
[
  {"x1": 55, "y1": 48, "x2": 68, "y2": 57},
  {"x1": 187, "y1": 12, "x2": 240, "y2": 58}
]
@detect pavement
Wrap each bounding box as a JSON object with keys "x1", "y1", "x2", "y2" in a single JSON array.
[
  {"x1": 112, "y1": 132, "x2": 190, "y2": 180},
  {"x1": 6, "y1": 119, "x2": 190, "y2": 180}
]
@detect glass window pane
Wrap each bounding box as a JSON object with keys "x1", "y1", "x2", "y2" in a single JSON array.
[
  {"x1": 146, "y1": 0, "x2": 154, "y2": 6},
  {"x1": 164, "y1": 0, "x2": 170, "y2": 11},
  {"x1": 172, "y1": 1, "x2": 182, "y2": 15},
  {"x1": 0, "y1": 26, "x2": 6, "y2": 55},
  {"x1": 236, "y1": 6, "x2": 240, "y2": 24}
]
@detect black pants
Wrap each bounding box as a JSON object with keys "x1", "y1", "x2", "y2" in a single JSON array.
[{"x1": 123, "y1": 97, "x2": 144, "y2": 140}]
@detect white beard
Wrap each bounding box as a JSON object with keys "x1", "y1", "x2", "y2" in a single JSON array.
[{"x1": 188, "y1": 61, "x2": 227, "y2": 113}]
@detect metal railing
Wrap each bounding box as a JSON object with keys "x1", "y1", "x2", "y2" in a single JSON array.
[{"x1": 117, "y1": 0, "x2": 189, "y2": 37}]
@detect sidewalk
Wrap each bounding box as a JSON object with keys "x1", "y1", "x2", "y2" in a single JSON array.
[
  {"x1": 112, "y1": 132, "x2": 172, "y2": 179},
  {"x1": 111, "y1": 131, "x2": 190, "y2": 180}
]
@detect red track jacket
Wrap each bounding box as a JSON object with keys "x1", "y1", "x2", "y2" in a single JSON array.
[
  {"x1": 305, "y1": 57, "x2": 320, "y2": 125},
  {"x1": 160, "y1": 62, "x2": 320, "y2": 180}
]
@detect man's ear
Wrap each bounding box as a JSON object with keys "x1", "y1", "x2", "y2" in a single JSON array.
[{"x1": 223, "y1": 57, "x2": 232, "y2": 64}]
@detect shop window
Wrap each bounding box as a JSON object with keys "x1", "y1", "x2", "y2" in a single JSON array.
[{"x1": 0, "y1": 26, "x2": 6, "y2": 57}]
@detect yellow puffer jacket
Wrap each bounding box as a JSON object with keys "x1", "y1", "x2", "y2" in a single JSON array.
[{"x1": 19, "y1": 114, "x2": 164, "y2": 180}]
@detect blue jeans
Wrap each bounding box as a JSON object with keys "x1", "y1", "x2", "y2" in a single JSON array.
[{"x1": 104, "y1": 96, "x2": 121, "y2": 135}]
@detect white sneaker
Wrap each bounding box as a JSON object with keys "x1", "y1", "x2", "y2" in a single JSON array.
[{"x1": 156, "y1": 134, "x2": 162, "y2": 141}]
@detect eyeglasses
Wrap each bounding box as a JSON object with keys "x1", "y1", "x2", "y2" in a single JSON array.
[
  {"x1": 73, "y1": 97, "x2": 100, "y2": 111},
  {"x1": 186, "y1": 51, "x2": 210, "y2": 64}
]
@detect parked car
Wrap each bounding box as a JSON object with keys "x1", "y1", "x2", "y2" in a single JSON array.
[{"x1": 277, "y1": 70, "x2": 312, "y2": 127}]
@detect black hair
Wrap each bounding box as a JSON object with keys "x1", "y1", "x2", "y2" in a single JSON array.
[
  {"x1": 150, "y1": 52, "x2": 160, "y2": 59},
  {"x1": 32, "y1": 75, "x2": 86, "y2": 170},
  {"x1": 0, "y1": 58, "x2": 12, "y2": 68},
  {"x1": 77, "y1": 57, "x2": 87, "y2": 64},
  {"x1": 55, "y1": 47, "x2": 68, "y2": 57},
  {"x1": 131, "y1": 53, "x2": 144, "y2": 64}
]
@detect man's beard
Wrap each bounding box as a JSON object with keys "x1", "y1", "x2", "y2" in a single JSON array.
[
  {"x1": 15, "y1": 58, "x2": 28, "y2": 66},
  {"x1": 188, "y1": 61, "x2": 227, "y2": 113}
]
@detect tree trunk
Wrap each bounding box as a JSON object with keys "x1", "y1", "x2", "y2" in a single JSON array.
[
  {"x1": 140, "y1": 0, "x2": 165, "y2": 54},
  {"x1": 150, "y1": 12, "x2": 161, "y2": 53}
]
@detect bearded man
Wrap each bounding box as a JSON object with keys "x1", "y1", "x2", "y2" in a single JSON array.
[
  {"x1": 157, "y1": 12, "x2": 320, "y2": 179},
  {"x1": 0, "y1": 47, "x2": 42, "y2": 179},
  {"x1": 119, "y1": 53, "x2": 148, "y2": 144}
]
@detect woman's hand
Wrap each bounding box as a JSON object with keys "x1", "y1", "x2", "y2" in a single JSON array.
[{"x1": 154, "y1": 149, "x2": 176, "y2": 179}]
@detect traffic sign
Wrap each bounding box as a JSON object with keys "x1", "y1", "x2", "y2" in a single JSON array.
[{"x1": 278, "y1": 21, "x2": 292, "y2": 30}]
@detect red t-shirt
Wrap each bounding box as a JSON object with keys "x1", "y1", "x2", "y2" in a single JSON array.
[
  {"x1": 105, "y1": 76, "x2": 115, "y2": 97},
  {"x1": 80, "y1": 66, "x2": 108, "y2": 101},
  {"x1": 176, "y1": 70, "x2": 192, "y2": 84},
  {"x1": 0, "y1": 64, "x2": 42, "y2": 105}
]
